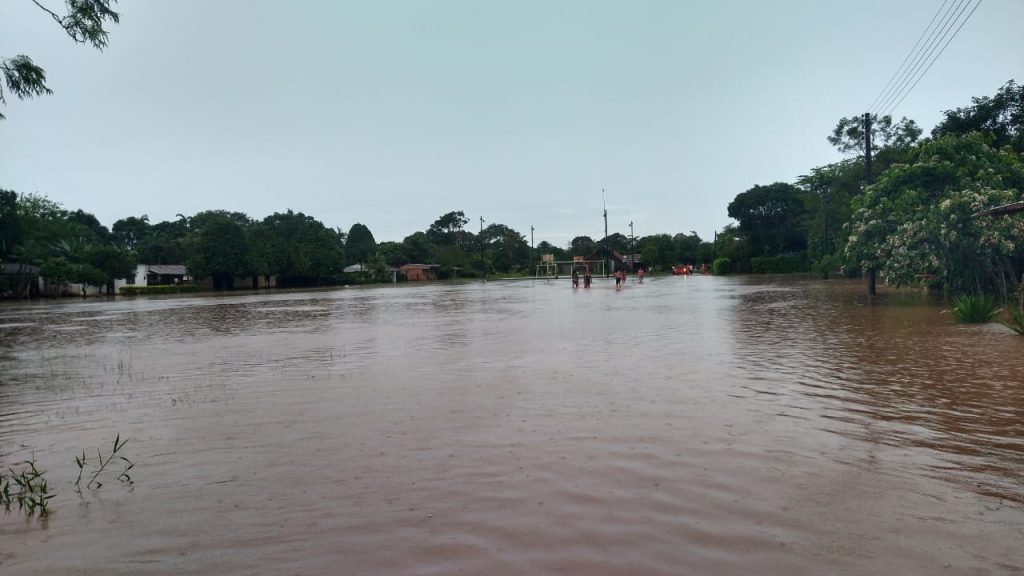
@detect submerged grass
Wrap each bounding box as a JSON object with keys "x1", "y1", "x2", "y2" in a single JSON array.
[
  {"x1": 950, "y1": 294, "x2": 1001, "y2": 323},
  {"x1": 75, "y1": 434, "x2": 134, "y2": 491},
  {"x1": 0, "y1": 457, "x2": 54, "y2": 516}
]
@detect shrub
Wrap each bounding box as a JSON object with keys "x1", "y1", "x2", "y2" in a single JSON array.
[
  {"x1": 712, "y1": 258, "x2": 732, "y2": 275},
  {"x1": 119, "y1": 284, "x2": 201, "y2": 296},
  {"x1": 949, "y1": 294, "x2": 1000, "y2": 323}
]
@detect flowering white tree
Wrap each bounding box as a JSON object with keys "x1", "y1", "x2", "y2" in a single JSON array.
[{"x1": 845, "y1": 134, "x2": 1024, "y2": 298}]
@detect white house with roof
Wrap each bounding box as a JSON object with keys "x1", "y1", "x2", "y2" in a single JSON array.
[{"x1": 114, "y1": 264, "x2": 191, "y2": 291}]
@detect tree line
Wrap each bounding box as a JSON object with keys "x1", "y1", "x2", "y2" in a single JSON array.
[
  {"x1": 2, "y1": 80, "x2": 1019, "y2": 296},
  {"x1": 717, "y1": 80, "x2": 1023, "y2": 299},
  {"x1": 0, "y1": 191, "x2": 718, "y2": 296}
]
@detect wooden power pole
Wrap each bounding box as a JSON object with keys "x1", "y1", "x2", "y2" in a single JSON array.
[{"x1": 864, "y1": 112, "x2": 876, "y2": 296}]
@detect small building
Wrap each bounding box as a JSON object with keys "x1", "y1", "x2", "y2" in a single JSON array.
[
  {"x1": 400, "y1": 263, "x2": 439, "y2": 282},
  {"x1": 114, "y1": 264, "x2": 191, "y2": 291},
  {"x1": 0, "y1": 263, "x2": 41, "y2": 299}
]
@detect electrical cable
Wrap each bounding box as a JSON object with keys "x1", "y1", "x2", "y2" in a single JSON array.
[
  {"x1": 873, "y1": 0, "x2": 970, "y2": 116},
  {"x1": 868, "y1": 0, "x2": 953, "y2": 113},
  {"x1": 879, "y1": 0, "x2": 983, "y2": 117}
]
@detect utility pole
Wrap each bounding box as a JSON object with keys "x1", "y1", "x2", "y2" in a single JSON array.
[
  {"x1": 530, "y1": 225, "x2": 534, "y2": 279},
  {"x1": 603, "y1": 189, "x2": 610, "y2": 276},
  {"x1": 479, "y1": 216, "x2": 485, "y2": 282},
  {"x1": 629, "y1": 221, "x2": 634, "y2": 266},
  {"x1": 864, "y1": 112, "x2": 876, "y2": 296}
]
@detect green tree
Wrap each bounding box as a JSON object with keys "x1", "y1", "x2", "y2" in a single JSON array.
[
  {"x1": 845, "y1": 133, "x2": 1024, "y2": 297},
  {"x1": 638, "y1": 234, "x2": 675, "y2": 269},
  {"x1": 828, "y1": 114, "x2": 922, "y2": 156},
  {"x1": 136, "y1": 219, "x2": 190, "y2": 264},
  {"x1": 535, "y1": 241, "x2": 567, "y2": 262},
  {"x1": 112, "y1": 215, "x2": 150, "y2": 251},
  {"x1": 480, "y1": 222, "x2": 528, "y2": 272},
  {"x1": 599, "y1": 233, "x2": 629, "y2": 254},
  {"x1": 345, "y1": 223, "x2": 377, "y2": 265},
  {"x1": 375, "y1": 241, "x2": 407, "y2": 267},
  {"x1": 188, "y1": 211, "x2": 251, "y2": 289},
  {"x1": 672, "y1": 232, "x2": 703, "y2": 264},
  {"x1": 932, "y1": 80, "x2": 1023, "y2": 153},
  {"x1": 727, "y1": 182, "x2": 808, "y2": 256},
  {"x1": 258, "y1": 210, "x2": 343, "y2": 286},
  {"x1": 39, "y1": 256, "x2": 73, "y2": 295},
  {"x1": 797, "y1": 159, "x2": 863, "y2": 265},
  {"x1": 427, "y1": 211, "x2": 469, "y2": 246},
  {"x1": 570, "y1": 236, "x2": 596, "y2": 256},
  {"x1": 1, "y1": 0, "x2": 120, "y2": 119},
  {"x1": 402, "y1": 232, "x2": 437, "y2": 264},
  {"x1": 85, "y1": 243, "x2": 135, "y2": 293}
]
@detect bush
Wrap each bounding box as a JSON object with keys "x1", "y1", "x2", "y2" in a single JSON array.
[
  {"x1": 949, "y1": 294, "x2": 1000, "y2": 323},
  {"x1": 813, "y1": 254, "x2": 839, "y2": 279},
  {"x1": 712, "y1": 258, "x2": 732, "y2": 275},
  {"x1": 119, "y1": 284, "x2": 201, "y2": 296},
  {"x1": 750, "y1": 254, "x2": 809, "y2": 274}
]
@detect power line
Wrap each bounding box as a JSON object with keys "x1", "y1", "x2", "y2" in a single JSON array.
[
  {"x1": 872, "y1": 0, "x2": 970, "y2": 116},
  {"x1": 872, "y1": 0, "x2": 966, "y2": 115},
  {"x1": 879, "y1": 0, "x2": 983, "y2": 118},
  {"x1": 868, "y1": 0, "x2": 953, "y2": 113}
]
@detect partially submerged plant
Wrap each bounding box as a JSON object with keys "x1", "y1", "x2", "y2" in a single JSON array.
[
  {"x1": 0, "y1": 457, "x2": 54, "y2": 516},
  {"x1": 949, "y1": 294, "x2": 1001, "y2": 323},
  {"x1": 75, "y1": 434, "x2": 134, "y2": 491},
  {"x1": 1003, "y1": 307, "x2": 1024, "y2": 336}
]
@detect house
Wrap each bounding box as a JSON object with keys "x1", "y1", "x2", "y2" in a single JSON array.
[
  {"x1": 400, "y1": 263, "x2": 440, "y2": 282},
  {"x1": 232, "y1": 274, "x2": 278, "y2": 290},
  {"x1": 114, "y1": 264, "x2": 191, "y2": 291}
]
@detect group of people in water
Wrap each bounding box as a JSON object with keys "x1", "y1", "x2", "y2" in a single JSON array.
[{"x1": 572, "y1": 265, "x2": 645, "y2": 289}]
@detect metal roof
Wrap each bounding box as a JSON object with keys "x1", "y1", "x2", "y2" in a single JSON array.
[{"x1": 147, "y1": 264, "x2": 187, "y2": 275}]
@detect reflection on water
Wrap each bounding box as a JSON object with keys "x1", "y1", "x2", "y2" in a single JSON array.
[{"x1": 1, "y1": 277, "x2": 1022, "y2": 575}]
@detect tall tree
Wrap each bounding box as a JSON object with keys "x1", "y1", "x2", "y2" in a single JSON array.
[
  {"x1": 727, "y1": 182, "x2": 808, "y2": 256},
  {"x1": 188, "y1": 211, "x2": 250, "y2": 288},
  {"x1": 570, "y1": 236, "x2": 596, "y2": 257},
  {"x1": 401, "y1": 232, "x2": 437, "y2": 264},
  {"x1": 112, "y1": 215, "x2": 150, "y2": 251},
  {"x1": 345, "y1": 223, "x2": 377, "y2": 265},
  {"x1": 828, "y1": 114, "x2": 922, "y2": 156},
  {"x1": 932, "y1": 80, "x2": 1023, "y2": 153},
  {"x1": 427, "y1": 211, "x2": 469, "y2": 245}
]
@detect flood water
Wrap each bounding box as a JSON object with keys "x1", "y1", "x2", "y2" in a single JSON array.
[{"x1": 1, "y1": 275, "x2": 1022, "y2": 575}]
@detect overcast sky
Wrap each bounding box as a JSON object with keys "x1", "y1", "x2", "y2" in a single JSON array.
[{"x1": 1, "y1": 0, "x2": 1021, "y2": 247}]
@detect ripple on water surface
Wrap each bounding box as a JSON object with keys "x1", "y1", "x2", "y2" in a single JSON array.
[{"x1": 0, "y1": 278, "x2": 1022, "y2": 575}]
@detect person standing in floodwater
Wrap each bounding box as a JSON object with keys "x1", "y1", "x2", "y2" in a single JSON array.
[
  {"x1": 584, "y1": 269, "x2": 592, "y2": 288},
  {"x1": 614, "y1": 269, "x2": 622, "y2": 289},
  {"x1": 572, "y1": 269, "x2": 579, "y2": 288},
  {"x1": 638, "y1": 266, "x2": 645, "y2": 284}
]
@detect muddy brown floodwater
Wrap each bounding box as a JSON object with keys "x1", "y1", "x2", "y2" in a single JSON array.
[{"x1": 1, "y1": 276, "x2": 1022, "y2": 575}]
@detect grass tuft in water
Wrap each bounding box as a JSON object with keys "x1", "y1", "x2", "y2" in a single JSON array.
[
  {"x1": 75, "y1": 434, "x2": 135, "y2": 491},
  {"x1": 949, "y1": 294, "x2": 1000, "y2": 323},
  {"x1": 0, "y1": 457, "x2": 54, "y2": 516}
]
